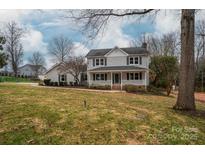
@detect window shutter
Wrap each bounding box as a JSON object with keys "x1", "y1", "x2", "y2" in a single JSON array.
[
  {"x1": 140, "y1": 57, "x2": 142, "y2": 65},
  {"x1": 105, "y1": 58, "x2": 107, "y2": 66},
  {"x1": 140, "y1": 72, "x2": 142, "y2": 80},
  {"x1": 58, "y1": 74, "x2": 60, "y2": 83},
  {"x1": 127, "y1": 73, "x2": 129, "y2": 80},
  {"x1": 93, "y1": 59, "x2": 95, "y2": 66},
  {"x1": 105, "y1": 73, "x2": 107, "y2": 81},
  {"x1": 127, "y1": 57, "x2": 129, "y2": 65},
  {"x1": 93, "y1": 74, "x2": 95, "y2": 81}
]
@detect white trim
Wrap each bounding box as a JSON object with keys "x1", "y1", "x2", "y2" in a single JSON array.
[
  {"x1": 88, "y1": 69, "x2": 147, "y2": 73},
  {"x1": 95, "y1": 58, "x2": 105, "y2": 66},
  {"x1": 86, "y1": 53, "x2": 149, "y2": 58},
  {"x1": 104, "y1": 47, "x2": 128, "y2": 57},
  {"x1": 111, "y1": 72, "x2": 113, "y2": 90}
]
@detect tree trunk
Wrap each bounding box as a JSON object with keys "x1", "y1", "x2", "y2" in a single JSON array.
[{"x1": 173, "y1": 9, "x2": 196, "y2": 110}]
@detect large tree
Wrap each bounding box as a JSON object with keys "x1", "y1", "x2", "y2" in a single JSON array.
[
  {"x1": 173, "y1": 10, "x2": 195, "y2": 110},
  {"x1": 69, "y1": 9, "x2": 196, "y2": 111},
  {"x1": 149, "y1": 55, "x2": 178, "y2": 96},
  {"x1": 4, "y1": 21, "x2": 24, "y2": 77},
  {"x1": 0, "y1": 36, "x2": 7, "y2": 69},
  {"x1": 48, "y1": 35, "x2": 74, "y2": 63},
  {"x1": 28, "y1": 51, "x2": 45, "y2": 77}
]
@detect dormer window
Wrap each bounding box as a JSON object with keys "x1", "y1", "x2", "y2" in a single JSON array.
[
  {"x1": 95, "y1": 58, "x2": 105, "y2": 66},
  {"x1": 135, "y1": 57, "x2": 138, "y2": 64},
  {"x1": 100, "y1": 59, "x2": 104, "y2": 65},
  {"x1": 129, "y1": 57, "x2": 133, "y2": 64},
  {"x1": 129, "y1": 56, "x2": 142, "y2": 65},
  {"x1": 96, "y1": 59, "x2": 100, "y2": 65}
]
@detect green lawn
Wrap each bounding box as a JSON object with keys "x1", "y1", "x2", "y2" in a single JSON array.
[
  {"x1": 0, "y1": 76, "x2": 33, "y2": 83},
  {"x1": 0, "y1": 83, "x2": 205, "y2": 144}
]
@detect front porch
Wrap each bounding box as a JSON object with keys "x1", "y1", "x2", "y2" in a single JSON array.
[{"x1": 87, "y1": 70, "x2": 149, "y2": 90}]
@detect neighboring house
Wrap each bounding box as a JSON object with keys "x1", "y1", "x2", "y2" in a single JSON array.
[
  {"x1": 18, "y1": 64, "x2": 47, "y2": 77},
  {"x1": 0, "y1": 65, "x2": 13, "y2": 76},
  {"x1": 86, "y1": 45, "x2": 150, "y2": 90},
  {"x1": 45, "y1": 63, "x2": 80, "y2": 85}
]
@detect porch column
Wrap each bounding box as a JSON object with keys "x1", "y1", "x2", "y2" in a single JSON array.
[
  {"x1": 144, "y1": 71, "x2": 147, "y2": 91},
  {"x1": 87, "y1": 72, "x2": 91, "y2": 88},
  {"x1": 111, "y1": 72, "x2": 113, "y2": 90},
  {"x1": 120, "y1": 72, "x2": 122, "y2": 90}
]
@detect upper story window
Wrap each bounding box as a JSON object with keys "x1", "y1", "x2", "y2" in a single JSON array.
[
  {"x1": 93, "y1": 58, "x2": 106, "y2": 66},
  {"x1": 96, "y1": 59, "x2": 100, "y2": 65},
  {"x1": 128, "y1": 56, "x2": 142, "y2": 65},
  {"x1": 100, "y1": 59, "x2": 104, "y2": 65}
]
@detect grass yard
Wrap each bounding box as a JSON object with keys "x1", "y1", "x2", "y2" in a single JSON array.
[
  {"x1": 0, "y1": 76, "x2": 33, "y2": 83},
  {"x1": 0, "y1": 83, "x2": 205, "y2": 144}
]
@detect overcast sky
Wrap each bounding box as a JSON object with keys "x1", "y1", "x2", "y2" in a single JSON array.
[{"x1": 0, "y1": 9, "x2": 205, "y2": 68}]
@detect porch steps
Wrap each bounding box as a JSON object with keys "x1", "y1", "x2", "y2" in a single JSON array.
[{"x1": 112, "y1": 84, "x2": 121, "y2": 90}]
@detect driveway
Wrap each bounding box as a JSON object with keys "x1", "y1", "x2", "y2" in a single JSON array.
[{"x1": 195, "y1": 92, "x2": 205, "y2": 103}]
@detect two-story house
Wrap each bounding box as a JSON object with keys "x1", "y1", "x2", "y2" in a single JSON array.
[{"x1": 86, "y1": 45, "x2": 150, "y2": 90}]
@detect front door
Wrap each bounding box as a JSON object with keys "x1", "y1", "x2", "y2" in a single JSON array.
[{"x1": 113, "y1": 73, "x2": 121, "y2": 84}]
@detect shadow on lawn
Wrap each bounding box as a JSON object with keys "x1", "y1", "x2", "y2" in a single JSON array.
[{"x1": 175, "y1": 109, "x2": 205, "y2": 119}]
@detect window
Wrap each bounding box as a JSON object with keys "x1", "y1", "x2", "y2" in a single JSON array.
[
  {"x1": 96, "y1": 74, "x2": 100, "y2": 80},
  {"x1": 129, "y1": 57, "x2": 133, "y2": 64},
  {"x1": 129, "y1": 56, "x2": 142, "y2": 65},
  {"x1": 127, "y1": 72, "x2": 142, "y2": 80},
  {"x1": 96, "y1": 59, "x2": 99, "y2": 66},
  {"x1": 100, "y1": 59, "x2": 104, "y2": 65},
  {"x1": 60, "y1": 74, "x2": 66, "y2": 82},
  {"x1": 135, "y1": 73, "x2": 139, "y2": 80},
  {"x1": 93, "y1": 73, "x2": 107, "y2": 81},
  {"x1": 130, "y1": 73, "x2": 134, "y2": 80},
  {"x1": 101, "y1": 74, "x2": 104, "y2": 80},
  {"x1": 135, "y1": 57, "x2": 138, "y2": 64},
  {"x1": 95, "y1": 58, "x2": 104, "y2": 66}
]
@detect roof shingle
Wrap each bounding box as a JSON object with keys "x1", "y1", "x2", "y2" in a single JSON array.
[{"x1": 86, "y1": 47, "x2": 149, "y2": 57}]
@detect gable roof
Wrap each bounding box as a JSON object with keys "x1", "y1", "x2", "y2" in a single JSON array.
[
  {"x1": 19, "y1": 64, "x2": 47, "y2": 71},
  {"x1": 45, "y1": 63, "x2": 61, "y2": 74},
  {"x1": 104, "y1": 47, "x2": 128, "y2": 56},
  {"x1": 86, "y1": 47, "x2": 149, "y2": 57}
]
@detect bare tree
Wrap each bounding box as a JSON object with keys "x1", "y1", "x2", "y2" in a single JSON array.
[
  {"x1": 68, "y1": 9, "x2": 196, "y2": 111},
  {"x1": 130, "y1": 32, "x2": 180, "y2": 57},
  {"x1": 28, "y1": 51, "x2": 45, "y2": 77},
  {"x1": 59, "y1": 56, "x2": 86, "y2": 84},
  {"x1": 4, "y1": 21, "x2": 24, "y2": 77},
  {"x1": 0, "y1": 35, "x2": 7, "y2": 69},
  {"x1": 48, "y1": 35, "x2": 74, "y2": 63}
]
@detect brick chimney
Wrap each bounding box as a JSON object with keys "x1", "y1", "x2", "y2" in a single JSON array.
[{"x1": 141, "y1": 42, "x2": 147, "y2": 49}]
